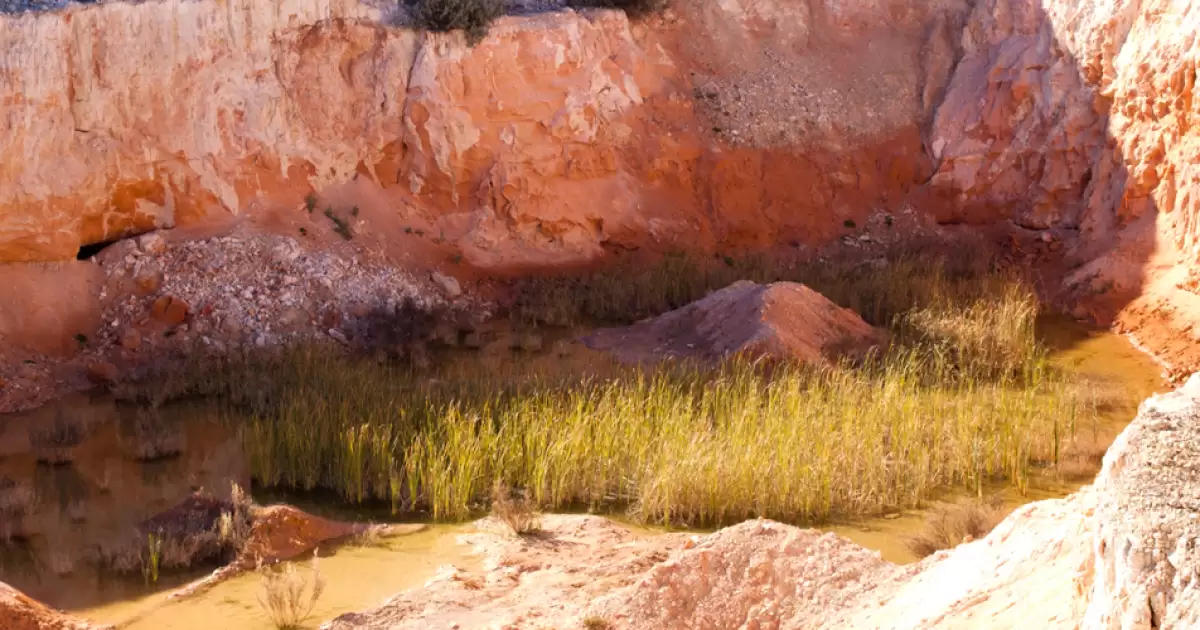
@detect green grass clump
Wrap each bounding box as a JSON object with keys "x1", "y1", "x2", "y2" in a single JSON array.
[
  {"x1": 139, "y1": 253, "x2": 1093, "y2": 528},
  {"x1": 194, "y1": 345, "x2": 1082, "y2": 527}
]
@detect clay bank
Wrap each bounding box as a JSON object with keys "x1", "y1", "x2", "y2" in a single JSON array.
[{"x1": 1, "y1": 0, "x2": 1200, "y2": 627}]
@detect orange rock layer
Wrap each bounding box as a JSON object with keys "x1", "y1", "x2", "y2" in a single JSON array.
[{"x1": 3, "y1": 0, "x2": 1200, "y2": 364}]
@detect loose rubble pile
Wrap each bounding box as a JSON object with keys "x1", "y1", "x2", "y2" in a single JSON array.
[
  {"x1": 0, "y1": 225, "x2": 480, "y2": 413},
  {"x1": 94, "y1": 228, "x2": 458, "y2": 355}
]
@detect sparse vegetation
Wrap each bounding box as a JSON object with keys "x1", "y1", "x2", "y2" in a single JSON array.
[
  {"x1": 412, "y1": 0, "x2": 503, "y2": 45},
  {"x1": 904, "y1": 496, "x2": 1007, "y2": 558},
  {"x1": 257, "y1": 553, "x2": 327, "y2": 630},
  {"x1": 304, "y1": 193, "x2": 317, "y2": 214},
  {"x1": 490, "y1": 480, "x2": 541, "y2": 536}
]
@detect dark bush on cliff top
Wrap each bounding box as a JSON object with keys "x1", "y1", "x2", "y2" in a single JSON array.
[{"x1": 412, "y1": 0, "x2": 504, "y2": 45}]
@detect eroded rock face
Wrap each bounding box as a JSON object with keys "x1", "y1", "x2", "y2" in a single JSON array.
[
  {"x1": 0, "y1": 0, "x2": 404, "y2": 261},
  {"x1": 0, "y1": 0, "x2": 959, "y2": 268},
  {"x1": 582, "y1": 281, "x2": 887, "y2": 366}
]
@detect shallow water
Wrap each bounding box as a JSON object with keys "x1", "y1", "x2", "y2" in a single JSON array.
[
  {"x1": 0, "y1": 318, "x2": 1167, "y2": 626},
  {"x1": 81, "y1": 525, "x2": 475, "y2": 630}
]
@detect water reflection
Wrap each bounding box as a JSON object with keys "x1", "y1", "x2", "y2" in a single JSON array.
[{"x1": 0, "y1": 394, "x2": 247, "y2": 610}]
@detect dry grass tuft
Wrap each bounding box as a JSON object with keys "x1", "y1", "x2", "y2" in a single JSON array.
[
  {"x1": 257, "y1": 553, "x2": 327, "y2": 630},
  {"x1": 904, "y1": 496, "x2": 1007, "y2": 558},
  {"x1": 582, "y1": 616, "x2": 613, "y2": 630},
  {"x1": 490, "y1": 480, "x2": 541, "y2": 536}
]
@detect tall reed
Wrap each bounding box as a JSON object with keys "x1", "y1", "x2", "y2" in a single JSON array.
[
  {"x1": 145, "y1": 254, "x2": 1094, "y2": 528},
  {"x1": 208, "y1": 349, "x2": 1084, "y2": 526}
]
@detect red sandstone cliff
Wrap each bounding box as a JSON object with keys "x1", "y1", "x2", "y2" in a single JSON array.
[{"x1": 3, "y1": 0, "x2": 1200, "y2": 366}]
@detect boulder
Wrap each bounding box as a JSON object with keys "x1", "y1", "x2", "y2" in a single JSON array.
[{"x1": 583, "y1": 281, "x2": 887, "y2": 367}]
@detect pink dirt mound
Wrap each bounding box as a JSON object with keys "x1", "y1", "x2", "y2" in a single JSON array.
[
  {"x1": 583, "y1": 281, "x2": 887, "y2": 366},
  {"x1": 0, "y1": 581, "x2": 108, "y2": 630}
]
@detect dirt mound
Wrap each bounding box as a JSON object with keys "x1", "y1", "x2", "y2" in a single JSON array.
[
  {"x1": 583, "y1": 281, "x2": 887, "y2": 366},
  {"x1": 233, "y1": 505, "x2": 365, "y2": 570},
  {"x1": 168, "y1": 504, "x2": 375, "y2": 600},
  {"x1": 0, "y1": 581, "x2": 108, "y2": 630}
]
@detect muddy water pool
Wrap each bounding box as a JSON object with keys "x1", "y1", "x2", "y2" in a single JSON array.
[{"x1": 0, "y1": 319, "x2": 1166, "y2": 627}]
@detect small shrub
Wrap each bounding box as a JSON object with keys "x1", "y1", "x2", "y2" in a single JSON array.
[
  {"x1": 257, "y1": 553, "x2": 327, "y2": 630},
  {"x1": 324, "y1": 207, "x2": 353, "y2": 240},
  {"x1": 412, "y1": 0, "x2": 503, "y2": 45},
  {"x1": 304, "y1": 193, "x2": 317, "y2": 213},
  {"x1": 582, "y1": 617, "x2": 613, "y2": 630},
  {"x1": 490, "y1": 480, "x2": 540, "y2": 536},
  {"x1": 904, "y1": 497, "x2": 1006, "y2": 558}
]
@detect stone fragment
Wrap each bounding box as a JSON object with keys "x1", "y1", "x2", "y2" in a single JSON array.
[
  {"x1": 135, "y1": 268, "x2": 163, "y2": 294},
  {"x1": 119, "y1": 329, "x2": 142, "y2": 350},
  {"x1": 431, "y1": 271, "x2": 462, "y2": 299},
  {"x1": 150, "y1": 295, "x2": 190, "y2": 326},
  {"x1": 86, "y1": 360, "x2": 120, "y2": 384},
  {"x1": 137, "y1": 232, "x2": 168, "y2": 255}
]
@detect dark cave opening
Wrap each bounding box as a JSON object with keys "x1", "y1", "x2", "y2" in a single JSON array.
[{"x1": 75, "y1": 239, "x2": 119, "y2": 260}]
